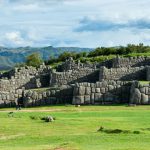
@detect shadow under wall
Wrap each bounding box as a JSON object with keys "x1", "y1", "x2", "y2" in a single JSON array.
[{"x1": 120, "y1": 69, "x2": 146, "y2": 81}]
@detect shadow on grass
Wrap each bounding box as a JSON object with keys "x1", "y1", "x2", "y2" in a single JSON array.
[{"x1": 97, "y1": 126, "x2": 141, "y2": 134}]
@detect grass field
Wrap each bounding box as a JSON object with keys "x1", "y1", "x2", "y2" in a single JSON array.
[{"x1": 0, "y1": 105, "x2": 150, "y2": 150}]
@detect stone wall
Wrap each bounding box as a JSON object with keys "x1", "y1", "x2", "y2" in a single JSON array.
[
  {"x1": 130, "y1": 81, "x2": 150, "y2": 104},
  {"x1": 0, "y1": 64, "x2": 51, "y2": 107},
  {"x1": 112, "y1": 56, "x2": 150, "y2": 68},
  {"x1": 50, "y1": 69, "x2": 99, "y2": 86},
  {"x1": 146, "y1": 66, "x2": 150, "y2": 81},
  {"x1": 23, "y1": 85, "x2": 73, "y2": 107},
  {"x1": 57, "y1": 57, "x2": 113, "y2": 72},
  {"x1": 0, "y1": 64, "x2": 51, "y2": 91},
  {"x1": 99, "y1": 66, "x2": 146, "y2": 81},
  {"x1": 0, "y1": 89, "x2": 23, "y2": 107},
  {"x1": 72, "y1": 80, "x2": 131, "y2": 105},
  {"x1": 1, "y1": 56, "x2": 150, "y2": 108}
]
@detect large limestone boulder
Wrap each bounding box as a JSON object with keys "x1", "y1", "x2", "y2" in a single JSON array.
[
  {"x1": 104, "y1": 92, "x2": 114, "y2": 102},
  {"x1": 130, "y1": 88, "x2": 141, "y2": 104},
  {"x1": 85, "y1": 87, "x2": 91, "y2": 95},
  {"x1": 78, "y1": 86, "x2": 85, "y2": 96},
  {"x1": 84, "y1": 95, "x2": 91, "y2": 104},
  {"x1": 141, "y1": 94, "x2": 148, "y2": 104},
  {"x1": 72, "y1": 96, "x2": 84, "y2": 105}
]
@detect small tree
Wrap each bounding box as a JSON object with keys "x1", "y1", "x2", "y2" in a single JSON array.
[{"x1": 26, "y1": 53, "x2": 43, "y2": 67}]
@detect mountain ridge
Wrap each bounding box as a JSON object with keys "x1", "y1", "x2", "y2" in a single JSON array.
[{"x1": 0, "y1": 46, "x2": 93, "y2": 70}]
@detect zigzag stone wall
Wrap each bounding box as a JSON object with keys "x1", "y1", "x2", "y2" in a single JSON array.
[
  {"x1": 23, "y1": 85, "x2": 73, "y2": 107},
  {"x1": 1, "y1": 56, "x2": 150, "y2": 107},
  {"x1": 99, "y1": 66, "x2": 146, "y2": 81},
  {"x1": 112, "y1": 56, "x2": 150, "y2": 68},
  {"x1": 72, "y1": 81, "x2": 131, "y2": 105},
  {"x1": 50, "y1": 69, "x2": 99, "y2": 86},
  {"x1": 0, "y1": 64, "x2": 51, "y2": 107},
  {"x1": 130, "y1": 81, "x2": 150, "y2": 104}
]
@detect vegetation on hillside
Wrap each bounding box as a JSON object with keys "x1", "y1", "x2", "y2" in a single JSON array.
[
  {"x1": 5, "y1": 43, "x2": 150, "y2": 68},
  {"x1": 26, "y1": 53, "x2": 43, "y2": 67},
  {"x1": 45, "y1": 43, "x2": 150, "y2": 67},
  {"x1": 0, "y1": 46, "x2": 92, "y2": 70}
]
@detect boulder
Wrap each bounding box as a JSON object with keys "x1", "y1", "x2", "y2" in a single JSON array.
[
  {"x1": 78, "y1": 86, "x2": 85, "y2": 96},
  {"x1": 141, "y1": 94, "x2": 148, "y2": 104},
  {"x1": 72, "y1": 96, "x2": 84, "y2": 104},
  {"x1": 91, "y1": 93, "x2": 95, "y2": 104},
  {"x1": 96, "y1": 88, "x2": 100, "y2": 93},
  {"x1": 84, "y1": 95, "x2": 91, "y2": 104},
  {"x1": 85, "y1": 87, "x2": 91, "y2": 95},
  {"x1": 95, "y1": 93, "x2": 103, "y2": 102},
  {"x1": 140, "y1": 87, "x2": 145, "y2": 93},
  {"x1": 130, "y1": 88, "x2": 141, "y2": 104}
]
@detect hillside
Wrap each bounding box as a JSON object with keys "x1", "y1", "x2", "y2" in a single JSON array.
[{"x1": 0, "y1": 46, "x2": 92, "y2": 70}]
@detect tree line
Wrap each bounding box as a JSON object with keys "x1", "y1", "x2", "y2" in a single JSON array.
[{"x1": 21, "y1": 43, "x2": 150, "y2": 68}]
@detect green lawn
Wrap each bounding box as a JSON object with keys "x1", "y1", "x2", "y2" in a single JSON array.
[{"x1": 0, "y1": 105, "x2": 150, "y2": 150}]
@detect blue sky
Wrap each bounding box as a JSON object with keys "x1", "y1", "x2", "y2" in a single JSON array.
[{"x1": 0, "y1": 0, "x2": 150, "y2": 48}]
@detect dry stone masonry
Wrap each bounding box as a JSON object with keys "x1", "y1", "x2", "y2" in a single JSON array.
[{"x1": 1, "y1": 56, "x2": 150, "y2": 107}]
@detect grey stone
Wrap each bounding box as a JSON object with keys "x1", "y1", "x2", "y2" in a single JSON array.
[
  {"x1": 84, "y1": 95, "x2": 91, "y2": 104},
  {"x1": 96, "y1": 88, "x2": 100, "y2": 93},
  {"x1": 130, "y1": 88, "x2": 141, "y2": 104},
  {"x1": 91, "y1": 93, "x2": 95, "y2": 104},
  {"x1": 78, "y1": 86, "x2": 85, "y2": 96},
  {"x1": 95, "y1": 93, "x2": 103, "y2": 102},
  {"x1": 72, "y1": 96, "x2": 84, "y2": 104},
  {"x1": 140, "y1": 87, "x2": 145, "y2": 93},
  {"x1": 104, "y1": 93, "x2": 114, "y2": 102},
  {"x1": 141, "y1": 94, "x2": 148, "y2": 104},
  {"x1": 101, "y1": 88, "x2": 105, "y2": 94},
  {"x1": 85, "y1": 87, "x2": 91, "y2": 95}
]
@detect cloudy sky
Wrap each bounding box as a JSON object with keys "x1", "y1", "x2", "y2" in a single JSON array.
[{"x1": 0, "y1": 0, "x2": 150, "y2": 48}]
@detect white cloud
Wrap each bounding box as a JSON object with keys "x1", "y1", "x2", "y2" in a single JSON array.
[
  {"x1": 5, "y1": 31, "x2": 32, "y2": 46},
  {"x1": 0, "y1": 0, "x2": 150, "y2": 47},
  {"x1": 12, "y1": 4, "x2": 39, "y2": 12}
]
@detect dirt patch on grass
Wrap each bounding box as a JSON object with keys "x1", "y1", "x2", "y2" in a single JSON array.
[
  {"x1": 0, "y1": 133, "x2": 25, "y2": 140},
  {"x1": 49, "y1": 142, "x2": 78, "y2": 150}
]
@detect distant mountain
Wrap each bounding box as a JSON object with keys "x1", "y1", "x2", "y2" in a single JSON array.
[{"x1": 0, "y1": 46, "x2": 93, "y2": 70}]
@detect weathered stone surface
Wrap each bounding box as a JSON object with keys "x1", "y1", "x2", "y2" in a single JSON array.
[
  {"x1": 108, "y1": 85, "x2": 114, "y2": 91},
  {"x1": 85, "y1": 87, "x2": 91, "y2": 95},
  {"x1": 84, "y1": 95, "x2": 91, "y2": 104},
  {"x1": 130, "y1": 88, "x2": 141, "y2": 104},
  {"x1": 141, "y1": 94, "x2": 149, "y2": 104},
  {"x1": 140, "y1": 87, "x2": 145, "y2": 93},
  {"x1": 78, "y1": 86, "x2": 85, "y2": 96},
  {"x1": 95, "y1": 93, "x2": 103, "y2": 102},
  {"x1": 72, "y1": 96, "x2": 84, "y2": 104},
  {"x1": 104, "y1": 93, "x2": 114, "y2": 102},
  {"x1": 91, "y1": 93, "x2": 95, "y2": 104},
  {"x1": 101, "y1": 88, "x2": 105, "y2": 94},
  {"x1": 1, "y1": 56, "x2": 150, "y2": 107},
  {"x1": 95, "y1": 88, "x2": 100, "y2": 93}
]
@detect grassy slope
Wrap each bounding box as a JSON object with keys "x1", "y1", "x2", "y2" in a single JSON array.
[{"x1": 0, "y1": 105, "x2": 150, "y2": 150}]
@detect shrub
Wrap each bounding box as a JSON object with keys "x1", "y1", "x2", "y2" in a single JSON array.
[
  {"x1": 133, "y1": 131, "x2": 140, "y2": 134},
  {"x1": 26, "y1": 53, "x2": 43, "y2": 67},
  {"x1": 30, "y1": 116, "x2": 40, "y2": 120}
]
